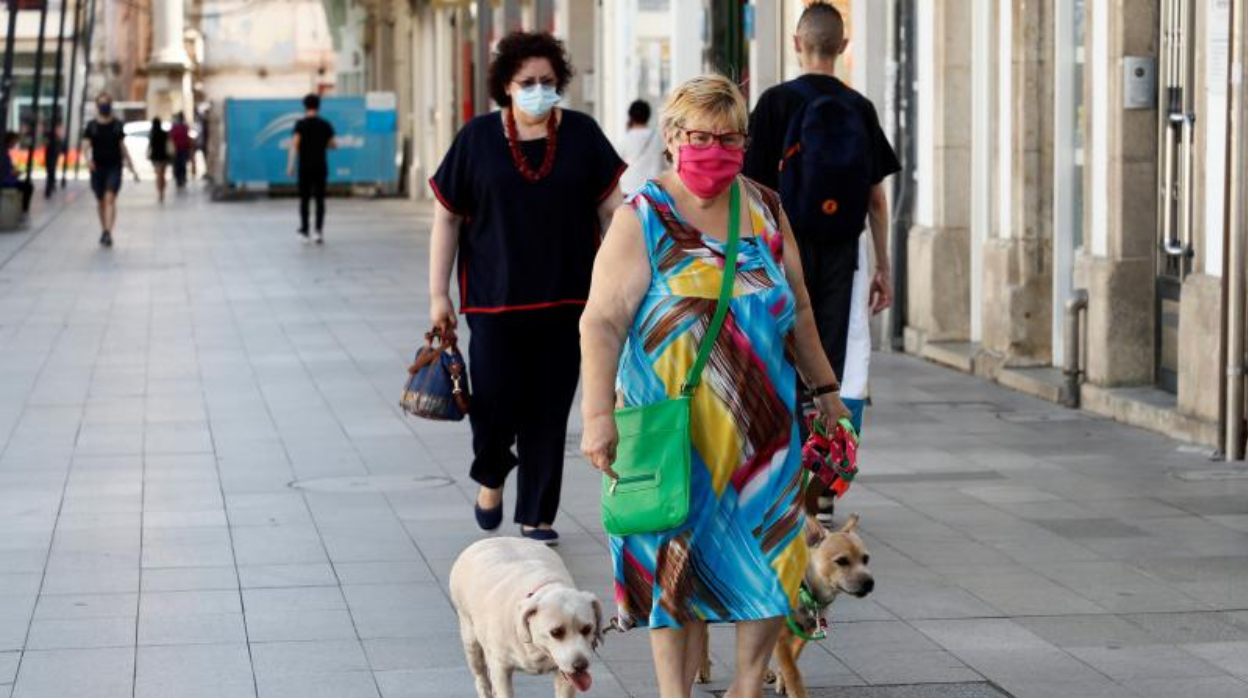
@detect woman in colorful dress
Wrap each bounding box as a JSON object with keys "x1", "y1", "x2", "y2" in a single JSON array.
[
  {"x1": 579, "y1": 75, "x2": 850, "y2": 698},
  {"x1": 429, "y1": 31, "x2": 625, "y2": 544}
]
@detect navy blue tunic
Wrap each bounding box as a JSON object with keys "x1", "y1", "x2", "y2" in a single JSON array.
[{"x1": 430, "y1": 109, "x2": 625, "y2": 314}]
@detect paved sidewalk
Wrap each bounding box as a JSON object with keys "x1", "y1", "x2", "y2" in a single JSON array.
[{"x1": 0, "y1": 187, "x2": 1246, "y2": 698}]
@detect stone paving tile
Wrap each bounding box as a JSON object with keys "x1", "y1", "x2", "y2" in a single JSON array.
[
  {"x1": 141, "y1": 566, "x2": 240, "y2": 592},
  {"x1": 2, "y1": 192, "x2": 1246, "y2": 695},
  {"x1": 12, "y1": 647, "x2": 135, "y2": 698},
  {"x1": 134, "y1": 643, "x2": 256, "y2": 698},
  {"x1": 256, "y1": 671, "x2": 381, "y2": 698},
  {"x1": 138, "y1": 612, "x2": 247, "y2": 645},
  {"x1": 25, "y1": 616, "x2": 136, "y2": 650},
  {"x1": 250, "y1": 639, "x2": 371, "y2": 676},
  {"x1": 237, "y1": 563, "x2": 339, "y2": 589},
  {"x1": 244, "y1": 609, "x2": 359, "y2": 642}
]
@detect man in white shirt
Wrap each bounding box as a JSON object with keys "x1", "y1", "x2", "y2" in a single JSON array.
[{"x1": 617, "y1": 100, "x2": 667, "y2": 194}]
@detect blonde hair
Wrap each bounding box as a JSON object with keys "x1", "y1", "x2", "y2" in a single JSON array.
[{"x1": 659, "y1": 74, "x2": 749, "y2": 140}]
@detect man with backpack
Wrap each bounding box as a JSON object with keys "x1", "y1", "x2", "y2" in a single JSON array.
[{"x1": 744, "y1": 2, "x2": 900, "y2": 434}]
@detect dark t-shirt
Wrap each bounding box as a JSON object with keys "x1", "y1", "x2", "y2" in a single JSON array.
[
  {"x1": 84, "y1": 119, "x2": 126, "y2": 169},
  {"x1": 148, "y1": 128, "x2": 169, "y2": 162},
  {"x1": 293, "y1": 116, "x2": 335, "y2": 177},
  {"x1": 743, "y1": 75, "x2": 900, "y2": 196},
  {"x1": 430, "y1": 109, "x2": 626, "y2": 314}
]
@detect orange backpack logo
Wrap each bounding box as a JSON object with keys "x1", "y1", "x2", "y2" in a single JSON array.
[{"x1": 821, "y1": 199, "x2": 839, "y2": 216}]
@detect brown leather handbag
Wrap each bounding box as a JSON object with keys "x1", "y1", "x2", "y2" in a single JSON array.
[{"x1": 400, "y1": 327, "x2": 470, "y2": 421}]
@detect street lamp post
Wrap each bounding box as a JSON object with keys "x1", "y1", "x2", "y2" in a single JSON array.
[
  {"x1": 72, "y1": 0, "x2": 94, "y2": 181},
  {"x1": 46, "y1": 0, "x2": 70, "y2": 197},
  {"x1": 62, "y1": 0, "x2": 82, "y2": 187},
  {"x1": 0, "y1": 0, "x2": 19, "y2": 132},
  {"x1": 23, "y1": 0, "x2": 52, "y2": 196}
]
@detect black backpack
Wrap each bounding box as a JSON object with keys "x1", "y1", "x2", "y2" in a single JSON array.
[{"x1": 777, "y1": 79, "x2": 873, "y2": 241}]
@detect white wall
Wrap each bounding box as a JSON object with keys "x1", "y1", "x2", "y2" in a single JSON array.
[
  {"x1": 671, "y1": 0, "x2": 706, "y2": 85},
  {"x1": 1089, "y1": 0, "x2": 1110, "y2": 256},
  {"x1": 1203, "y1": 0, "x2": 1232, "y2": 276},
  {"x1": 199, "y1": 0, "x2": 337, "y2": 101},
  {"x1": 971, "y1": 0, "x2": 993, "y2": 341},
  {"x1": 996, "y1": 0, "x2": 1013, "y2": 239},
  {"x1": 914, "y1": 0, "x2": 935, "y2": 228}
]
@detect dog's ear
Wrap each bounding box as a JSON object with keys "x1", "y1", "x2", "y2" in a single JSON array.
[
  {"x1": 587, "y1": 594, "x2": 605, "y2": 649},
  {"x1": 839, "y1": 513, "x2": 860, "y2": 534},
  {"x1": 804, "y1": 516, "x2": 826, "y2": 547},
  {"x1": 516, "y1": 594, "x2": 541, "y2": 644}
]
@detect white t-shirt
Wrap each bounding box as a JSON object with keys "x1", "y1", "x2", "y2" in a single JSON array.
[{"x1": 618, "y1": 126, "x2": 667, "y2": 194}]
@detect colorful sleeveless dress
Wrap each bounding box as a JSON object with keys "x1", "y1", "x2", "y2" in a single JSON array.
[{"x1": 610, "y1": 178, "x2": 808, "y2": 629}]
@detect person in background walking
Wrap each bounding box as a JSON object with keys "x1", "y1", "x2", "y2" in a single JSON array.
[
  {"x1": 429, "y1": 31, "x2": 625, "y2": 545},
  {"x1": 147, "y1": 118, "x2": 171, "y2": 203},
  {"x1": 286, "y1": 94, "x2": 336, "y2": 244},
  {"x1": 169, "y1": 113, "x2": 193, "y2": 189},
  {"x1": 43, "y1": 120, "x2": 65, "y2": 198},
  {"x1": 744, "y1": 4, "x2": 899, "y2": 425},
  {"x1": 579, "y1": 74, "x2": 850, "y2": 698},
  {"x1": 743, "y1": 3, "x2": 899, "y2": 522},
  {"x1": 617, "y1": 99, "x2": 666, "y2": 194},
  {"x1": 1, "y1": 131, "x2": 34, "y2": 212},
  {"x1": 83, "y1": 93, "x2": 139, "y2": 247}
]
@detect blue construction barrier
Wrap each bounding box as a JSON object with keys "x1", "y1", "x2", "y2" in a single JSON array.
[{"x1": 223, "y1": 95, "x2": 398, "y2": 188}]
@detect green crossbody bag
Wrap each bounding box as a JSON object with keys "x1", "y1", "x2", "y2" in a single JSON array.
[{"x1": 601, "y1": 181, "x2": 742, "y2": 537}]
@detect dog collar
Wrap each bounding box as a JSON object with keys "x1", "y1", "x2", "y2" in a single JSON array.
[
  {"x1": 526, "y1": 579, "x2": 562, "y2": 599},
  {"x1": 786, "y1": 583, "x2": 830, "y2": 642}
]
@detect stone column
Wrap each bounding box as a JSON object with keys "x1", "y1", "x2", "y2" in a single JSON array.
[
  {"x1": 146, "y1": 0, "x2": 191, "y2": 119},
  {"x1": 150, "y1": 0, "x2": 190, "y2": 66},
  {"x1": 905, "y1": 0, "x2": 974, "y2": 349},
  {"x1": 1075, "y1": 0, "x2": 1158, "y2": 386},
  {"x1": 979, "y1": 0, "x2": 1055, "y2": 368}
]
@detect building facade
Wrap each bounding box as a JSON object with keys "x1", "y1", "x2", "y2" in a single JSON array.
[
  {"x1": 315, "y1": 1, "x2": 1248, "y2": 454},
  {"x1": 899, "y1": 0, "x2": 1248, "y2": 455}
]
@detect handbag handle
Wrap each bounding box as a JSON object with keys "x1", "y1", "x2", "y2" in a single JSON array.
[
  {"x1": 681, "y1": 180, "x2": 741, "y2": 397},
  {"x1": 408, "y1": 325, "x2": 461, "y2": 376},
  {"x1": 426, "y1": 325, "x2": 460, "y2": 351}
]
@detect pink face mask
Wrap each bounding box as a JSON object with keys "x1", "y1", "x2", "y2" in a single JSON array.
[{"x1": 676, "y1": 145, "x2": 744, "y2": 199}]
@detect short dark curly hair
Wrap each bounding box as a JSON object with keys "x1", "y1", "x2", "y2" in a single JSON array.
[{"x1": 487, "y1": 31, "x2": 574, "y2": 108}]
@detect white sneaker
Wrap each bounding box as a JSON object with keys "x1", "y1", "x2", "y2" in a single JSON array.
[{"x1": 314, "y1": 231, "x2": 324, "y2": 245}]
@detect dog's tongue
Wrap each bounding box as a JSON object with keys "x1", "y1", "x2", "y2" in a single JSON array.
[{"x1": 569, "y1": 671, "x2": 593, "y2": 692}]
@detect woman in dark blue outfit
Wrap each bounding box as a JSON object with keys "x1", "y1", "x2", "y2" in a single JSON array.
[{"x1": 428, "y1": 31, "x2": 625, "y2": 545}]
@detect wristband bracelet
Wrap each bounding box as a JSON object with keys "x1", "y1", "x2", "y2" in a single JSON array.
[{"x1": 809, "y1": 383, "x2": 840, "y2": 398}]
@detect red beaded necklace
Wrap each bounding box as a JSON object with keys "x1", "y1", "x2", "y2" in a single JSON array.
[{"x1": 505, "y1": 107, "x2": 558, "y2": 182}]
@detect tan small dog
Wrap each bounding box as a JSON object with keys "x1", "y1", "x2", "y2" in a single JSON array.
[
  {"x1": 450, "y1": 538, "x2": 604, "y2": 698},
  {"x1": 694, "y1": 514, "x2": 873, "y2": 698}
]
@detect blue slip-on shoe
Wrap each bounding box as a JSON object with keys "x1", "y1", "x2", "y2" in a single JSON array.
[
  {"x1": 520, "y1": 527, "x2": 559, "y2": 546},
  {"x1": 474, "y1": 503, "x2": 503, "y2": 532}
]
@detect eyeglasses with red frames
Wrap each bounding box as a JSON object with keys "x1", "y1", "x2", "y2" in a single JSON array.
[{"x1": 680, "y1": 129, "x2": 749, "y2": 151}]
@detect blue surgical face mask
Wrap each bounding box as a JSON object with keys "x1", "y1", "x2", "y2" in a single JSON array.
[
  {"x1": 514, "y1": 84, "x2": 560, "y2": 118},
  {"x1": 97, "y1": 102, "x2": 113, "y2": 117}
]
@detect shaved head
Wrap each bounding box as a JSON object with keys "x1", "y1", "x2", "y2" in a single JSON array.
[{"x1": 796, "y1": 3, "x2": 846, "y2": 58}]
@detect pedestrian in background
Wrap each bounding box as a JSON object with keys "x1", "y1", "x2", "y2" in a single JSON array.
[
  {"x1": 170, "y1": 113, "x2": 193, "y2": 189},
  {"x1": 617, "y1": 99, "x2": 666, "y2": 194},
  {"x1": 147, "y1": 118, "x2": 171, "y2": 203},
  {"x1": 428, "y1": 31, "x2": 624, "y2": 545},
  {"x1": 43, "y1": 120, "x2": 65, "y2": 197},
  {"x1": 744, "y1": 3, "x2": 899, "y2": 522},
  {"x1": 83, "y1": 93, "x2": 140, "y2": 247},
  {"x1": 579, "y1": 74, "x2": 850, "y2": 698},
  {"x1": 286, "y1": 94, "x2": 336, "y2": 244},
  {"x1": 1, "y1": 131, "x2": 33, "y2": 212}
]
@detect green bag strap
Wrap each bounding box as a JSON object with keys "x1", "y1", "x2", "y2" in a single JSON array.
[{"x1": 681, "y1": 180, "x2": 741, "y2": 397}]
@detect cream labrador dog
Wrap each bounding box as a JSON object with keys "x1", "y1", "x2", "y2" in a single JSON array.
[{"x1": 450, "y1": 537, "x2": 603, "y2": 697}]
